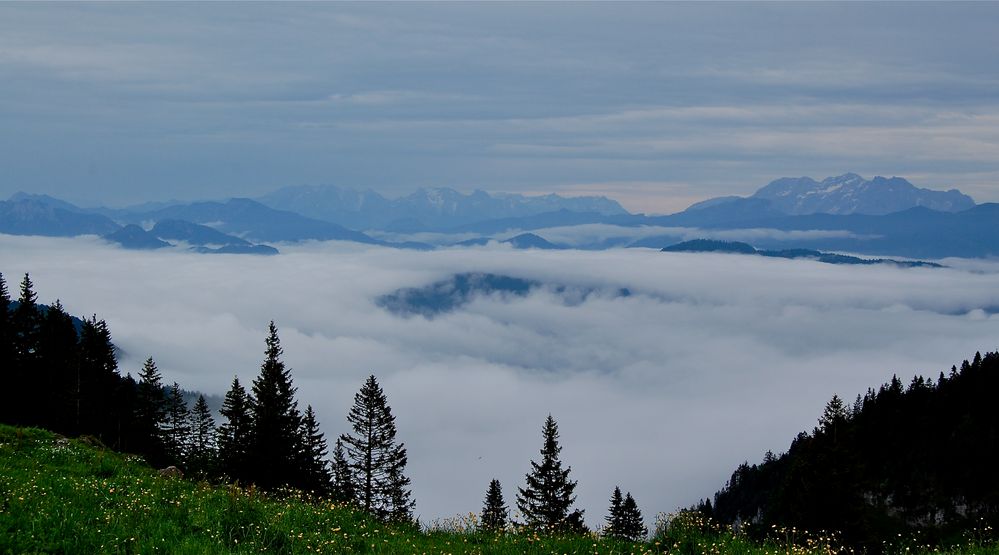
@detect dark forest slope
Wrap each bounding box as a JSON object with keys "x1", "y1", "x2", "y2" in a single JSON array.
[{"x1": 711, "y1": 351, "x2": 999, "y2": 548}]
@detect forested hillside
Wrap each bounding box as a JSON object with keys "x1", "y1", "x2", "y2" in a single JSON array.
[{"x1": 711, "y1": 351, "x2": 999, "y2": 548}]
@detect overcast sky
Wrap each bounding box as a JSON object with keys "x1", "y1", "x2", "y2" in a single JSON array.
[
  {"x1": 2, "y1": 3, "x2": 999, "y2": 213},
  {"x1": 3, "y1": 236, "x2": 998, "y2": 526}
]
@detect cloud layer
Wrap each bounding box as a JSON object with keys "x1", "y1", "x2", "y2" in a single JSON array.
[
  {"x1": 3, "y1": 235, "x2": 999, "y2": 527},
  {"x1": 2, "y1": 4, "x2": 998, "y2": 211}
]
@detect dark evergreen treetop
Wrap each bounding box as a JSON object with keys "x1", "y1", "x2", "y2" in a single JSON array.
[
  {"x1": 13, "y1": 273, "x2": 41, "y2": 361},
  {"x1": 330, "y1": 438, "x2": 356, "y2": 505},
  {"x1": 299, "y1": 404, "x2": 332, "y2": 495},
  {"x1": 340, "y1": 374, "x2": 414, "y2": 522},
  {"x1": 218, "y1": 376, "x2": 253, "y2": 483},
  {"x1": 604, "y1": 486, "x2": 624, "y2": 538},
  {"x1": 0, "y1": 273, "x2": 10, "y2": 425},
  {"x1": 0, "y1": 272, "x2": 11, "y2": 356},
  {"x1": 162, "y1": 382, "x2": 190, "y2": 464},
  {"x1": 516, "y1": 414, "x2": 580, "y2": 532},
  {"x1": 133, "y1": 357, "x2": 168, "y2": 464},
  {"x1": 75, "y1": 316, "x2": 118, "y2": 439},
  {"x1": 618, "y1": 492, "x2": 647, "y2": 541},
  {"x1": 481, "y1": 478, "x2": 509, "y2": 531},
  {"x1": 248, "y1": 321, "x2": 303, "y2": 490},
  {"x1": 187, "y1": 394, "x2": 217, "y2": 476}
]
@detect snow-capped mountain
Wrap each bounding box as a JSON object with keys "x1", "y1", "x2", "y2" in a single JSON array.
[
  {"x1": 257, "y1": 185, "x2": 628, "y2": 231},
  {"x1": 748, "y1": 173, "x2": 975, "y2": 215}
]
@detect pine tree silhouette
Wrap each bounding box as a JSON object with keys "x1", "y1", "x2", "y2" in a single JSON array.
[
  {"x1": 480, "y1": 478, "x2": 508, "y2": 531},
  {"x1": 134, "y1": 357, "x2": 168, "y2": 464},
  {"x1": 340, "y1": 375, "x2": 413, "y2": 522},
  {"x1": 516, "y1": 414, "x2": 581, "y2": 532},
  {"x1": 0, "y1": 273, "x2": 13, "y2": 424},
  {"x1": 162, "y1": 382, "x2": 190, "y2": 464},
  {"x1": 76, "y1": 316, "x2": 118, "y2": 439},
  {"x1": 37, "y1": 300, "x2": 78, "y2": 432},
  {"x1": 13, "y1": 273, "x2": 41, "y2": 363},
  {"x1": 248, "y1": 321, "x2": 303, "y2": 490},
  {"x1": 618, "y1": 492, "x2": 647, "y2": 541},
  {"x1": 218, "y1": 376, "x2": 254, "y2": 484},
  {"x1": 604, "y1": 486, "x2": 623, "y2": 538},
  {"x1": 330, "y1": 438, "x2": 356, "y2": 505},
  {"x1": 299, "y1": 405, "x2": 332, "y2": 495},
  {"x1": 187, "y1": 394, "x2": 217, "y2": 476}
]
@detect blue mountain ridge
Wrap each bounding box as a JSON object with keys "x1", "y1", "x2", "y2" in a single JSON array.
[{"x1": 661, "y1": 239, "x2": 943, "y2": 268}]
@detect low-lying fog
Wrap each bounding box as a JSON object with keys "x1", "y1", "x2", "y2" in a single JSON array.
[{"x1": 3, "y1": 235, "x2": 998, "y2": 527}]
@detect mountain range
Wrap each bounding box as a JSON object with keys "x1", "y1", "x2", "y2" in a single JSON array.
[
  {"x1": 2, "y1": 173, "x2": 997, "y2": 258},
  {"x1": 689, "y1": 173, "x2": 974, "y2": 216},
  {"x1": 256, "y1": 185, "x2": 628, "y2": 231}
]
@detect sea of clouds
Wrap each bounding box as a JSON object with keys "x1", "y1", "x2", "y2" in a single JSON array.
[{"x1": 3, "y1": 234, "x2": 998, "y2": 527}]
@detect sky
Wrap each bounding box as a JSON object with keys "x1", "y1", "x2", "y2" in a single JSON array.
[
  {"x1": 3, "y1": 235, "x2": 998, "y2": 527},
  {"x1": 2, "y1": 3, "x2": 999, "y2": 213}
]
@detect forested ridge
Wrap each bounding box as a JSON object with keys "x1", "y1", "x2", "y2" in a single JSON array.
[
  {"x1": 2, "y1": 269, "x2": 998, "y2": 551},
  {"x1": 709, "y1": 352, "x2": 999, "y2": 548}
]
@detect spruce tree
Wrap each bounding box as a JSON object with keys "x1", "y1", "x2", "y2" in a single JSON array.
[
  {"x1": 218, "y1": 376, "x2": 253, "y2": 483},
  {"x1": 0, "y1": 273, "x2": 12, "y2": 424},
  {"x1": 299, "y1": 405, "x2": 332, "y2": 495},
  {"x1": 516, "y1": 414, "x2": 581, "y2": 532},
  {"x1": 37, "y1": 300, "x2": 79, "y2": 432},
  {"x1": 134, "y1": 357, "x2": 168, "y2": 463},
  {"x1": 618, "y1": 492, "x2": 647, "y2": 541},
  {"x1": 330, "y1": 438, "x2": 356, "y2": 505},
  {"x1": 162, "y1": 382, "x2": 190, "y2": 464},
  {"x1": 340, "y1": 375, "x2": 414, "y2": 522},
  {"x1": 8, "y1": 273, "x2": 41, "y2": 426},
  {"x1": 248, "y1": 322, "x2": 303, "y2": 490},
  {"x1": 480, "y1": 478, "x2": 508, "y2": 531},
  {"x1": 187, "y1": 394, "x2": 217, "y2": 476},
  {"x1": 13, "y1": 273, "x2": 41, "y2": 363},
  {"x1": 818, "y1": 394, "x2": 849, "y2": 445},
  {"x1": 76, "y1": 316, "x2": 118, "y2": 439},
  {"x1": 604, "y1": 486, "x2": 624, "y2": 538}
]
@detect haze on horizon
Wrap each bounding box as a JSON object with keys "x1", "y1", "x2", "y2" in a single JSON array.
[{"x1": 2, "y1": 3, "x2": 999, "y2": 213}]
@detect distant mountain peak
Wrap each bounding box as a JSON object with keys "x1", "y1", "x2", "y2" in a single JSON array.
[{"x1": 734, "y1": 173, "x2": 975, "y2": 216}]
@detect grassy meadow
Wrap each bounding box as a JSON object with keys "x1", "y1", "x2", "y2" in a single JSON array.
[{"x1": 0, "y1": 424, "x2": 995, "y2": 554}]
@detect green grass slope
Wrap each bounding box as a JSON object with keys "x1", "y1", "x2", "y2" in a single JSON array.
[{"x1": 1, "y1": 424, "x2": 996, "y2": 554}]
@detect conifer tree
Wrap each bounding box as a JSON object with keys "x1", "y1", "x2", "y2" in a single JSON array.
[
  {"x1": 13, "y1": 273, "x2": 41, "y2": 363},
  {"x1": 604, "y1": 486, "x2": 624, "y2": 538},
  {"x1": 218, "y1": 376, "x2": 253, "y2": 483},
  {"x1": 248, "y1": 322, "x2": 303, "y2": 490},
  {"x1": 330, "y1": 438, "x2": 356, "y2": 505},
  {"x1": 340, "y1": 375, "x2": 414, "y2": 522},
  {"x1": 516, "y1": 414, "x2": 581, "y2": 532},
  {"x1": 8, "y1": 273, "x2": 41, "y2": 425},
  {"x1": 162, "y1": 382, "x2": 190, "y2": 464},
  {"x1": 480, "y1": 478, "x2": 508, "y2": 531},
  {"x1": 299, "y1": 405, "x2": 332, "y2": 495},
  {"x1": 76, "y1": 316, "x2": 118, "y2": 439},
  {"x1": 37, "y1": 300, "x2": 79, "y2": 431},
  {"x1": 187, "y1": 395, "x2": 217, "y2": 476},
  {"x1": 134, "y1": 357, "x2": 168, "y2": 463},
  {"x1": 0, "y1": 273, "x2": 12, "y2": 424},
  {"x1": 819, "y1": 394, "x2": 849, "y2": 445},
  {"x1": 618, "y1": 492, "x2": 647, "y2": 541}
]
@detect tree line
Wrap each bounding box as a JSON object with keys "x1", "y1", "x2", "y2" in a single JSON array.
[
  {"x1": 707, "y1": 350, "x2": 999, "y2": 548},
  {"x1": 0, "y1": 272, "x2": 645, "y2": 538}
]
